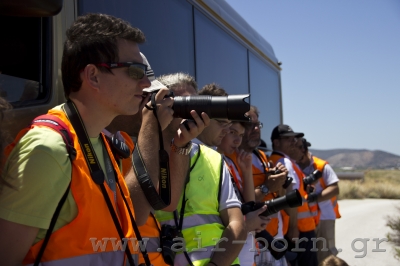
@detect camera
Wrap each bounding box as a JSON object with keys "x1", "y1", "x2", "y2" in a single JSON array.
[
  {"x1": 241, "y1": 189, "x2": 303, "y2": 217},
  {"x1": 160, "y1": 224, "x2": 182, "y2": 265},
  {"x1": 271, "y1": 168, "x2": 292, "y2": 189},
  {"x1": 143, "y1": 88, "x2": 250, "y2": 122},
  {"x1": 173, "y1": 94, "x2": 250, "y2": 121},
  {"x1": 303, "y1": 169, "x2": 322, "y2": 187}
]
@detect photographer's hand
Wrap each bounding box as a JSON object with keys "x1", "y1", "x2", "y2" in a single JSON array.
[
  {"x1": 264, "y1": 162, "x2": 288, "y2": 193},
  {"x1": 245, "y1": 205, "x2": 271, "y2": 232},
  {"x1": 143, "y1": 88, "x2": 174, "y2": 130},
  {"x1": 173, "y1": 110, "x2": 210, "y2": 148},
  {"x1": 236, "y1": 149, "x2": 255, "y2": 202}
]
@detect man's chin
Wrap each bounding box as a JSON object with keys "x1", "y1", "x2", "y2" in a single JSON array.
[{"x1": 249, "y1": 140, "x2": 261, "y2": 149}]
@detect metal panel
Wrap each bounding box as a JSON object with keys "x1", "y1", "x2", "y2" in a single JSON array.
[
  {"x1": 194, "y1": 8, "x2": 248, "y2": 94},
  {"x1": 249, "y1": 51, "x2": 282, "y2": 148}
]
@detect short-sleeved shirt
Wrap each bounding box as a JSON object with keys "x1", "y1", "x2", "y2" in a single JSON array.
[
  {"x1": 0, "y1": 107, "x2": 109, "y2": 244},
  {"x1": 274, "y1": 152, "x2": 299, "y2": 189},
  {"x1": 302, "y1": 155, "x2": 339, "y2": 220}
]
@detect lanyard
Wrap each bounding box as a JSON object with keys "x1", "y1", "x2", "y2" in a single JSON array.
[
  {"x1": 102, "y1": 144, "x2": 117, "y2": 204},
  {"x1": 63, "y1": 101, "x2": 151, "y2": 266},
  {"x1": 132, "y1": 92, "x2": 171, "y2": 210}
]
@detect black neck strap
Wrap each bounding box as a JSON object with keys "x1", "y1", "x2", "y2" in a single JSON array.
[
  {"x1": 132, "y1": 95, "x2": 171, "y2": 210},
  {"x1": 63, "y1": 101, "x2": 147, "y2": 266}
]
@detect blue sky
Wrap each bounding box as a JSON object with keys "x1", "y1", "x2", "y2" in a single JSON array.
[{"x1": 225, "y1": 0, "x2": 400, "y2": 156}]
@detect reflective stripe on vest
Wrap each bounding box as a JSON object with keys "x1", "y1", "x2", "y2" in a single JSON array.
[
  {"x1": 312, "y1": 156, "x2": 341, "y2": 224},
  {"x1": 160, "y1": 214, "x2": 223, "y2": 229},
  {"x1": 12, "y1": 109, "x2": 137, "y2": 265},
  {"x1": 156, "y1": 145, "x2": 239, "y2": 265},
  {"x1": 25, "y1": 252, "x2": 138, "y2": 266},
  {"x1": 269, "y1": 153, "x2": 316, "y2": 232}
]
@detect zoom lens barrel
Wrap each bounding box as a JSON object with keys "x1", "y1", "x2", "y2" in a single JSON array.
[{"x1": 172, "y1": 94, "x2": 250, "y2": 122}]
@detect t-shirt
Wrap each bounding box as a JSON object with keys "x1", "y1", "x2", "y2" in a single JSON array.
[
  {"x1": 302, "y1": 155, "x2": 339, "y2": 220},
  {"x1": 0, "y1": 108, "x2": 111, "y2": 244},
  {"x1": 274, "y1": 152, "x2": 299, "y2": 190}
]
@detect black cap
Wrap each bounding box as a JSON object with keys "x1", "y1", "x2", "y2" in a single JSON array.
[
  {"x1": 270, "y1": 124, "x2": 304, "y2": 142},
  {"x1": 302, "y1": 138, "x2": 311, "y2": 148},
  {"x1": 258, "y1": 139, "x2": 270, "y2": 152}
]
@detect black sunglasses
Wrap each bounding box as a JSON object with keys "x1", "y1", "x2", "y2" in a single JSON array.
[
  {"x1": 244, "y1": 121, "x2": 263, "y2": 130},
  {"x1": 96, "y1": 62, "x2": 148, "y2": 80}
]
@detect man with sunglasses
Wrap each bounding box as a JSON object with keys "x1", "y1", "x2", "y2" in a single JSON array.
[
  {"x1": 0, "y1": 13, "x2": 186, "y2": 266},
  {"x1": 232, "y1": 105, "x2": 291, "y2": 266},
  {"x1": 106, "y1": 55, "x2": 210, "y2": 266},
  {"x1": 269, "y1": 125, "x2": 318, "y2": 266}
]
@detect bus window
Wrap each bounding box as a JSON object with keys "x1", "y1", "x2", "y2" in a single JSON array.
[{"x1": 0, "y1": 16, "x2": 50, "y2": 107}]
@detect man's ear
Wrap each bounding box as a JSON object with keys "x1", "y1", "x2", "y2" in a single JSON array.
[{"x1": 81, "y1": 64, "x2": 100, "y2": 90}]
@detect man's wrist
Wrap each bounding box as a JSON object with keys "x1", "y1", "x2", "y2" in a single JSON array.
[{"x1": 170, "y1": 140, "x2": 192, "y2": 155}]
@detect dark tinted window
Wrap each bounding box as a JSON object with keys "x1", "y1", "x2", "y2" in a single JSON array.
[
  {"x1": 0, "y1": 16, "x2": 49, "y2": 106},
  {"x1": 249, "y1": 52, "x2": 282, "y2": 147},
  {"x1": 79, "y1": 0, "x2": 195, "y2": 77},
  {"x1": 194, "y1": 9, "x2": 248, "y2": 94}
]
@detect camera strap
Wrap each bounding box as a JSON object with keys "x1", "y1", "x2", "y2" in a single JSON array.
[
  {"x1": 132, "y1": 93, "x2": 171, "y2": 210},
  {"x1": 63, "y1": 101, "x2": 141, "y2": 266},
  {"x1": 171, "y1": 146, "x2": 202, "y2": 266},
  {"x1": 223, "y1": 156, "x2": 245, "y2": 203}
]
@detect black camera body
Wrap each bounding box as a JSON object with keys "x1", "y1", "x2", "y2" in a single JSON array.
[
  {"x1": 241, "y1": 189, "x2": 303, "y2": 217},
  {"x1": 271, "y1": 168, "x2": 293, "y2": 189},
  {"x1": 160, "y1": 224, "x2": 182, "y2": 265},
  {"x1": 303, "y1": 169, "x2": 322, "y2": 187}
]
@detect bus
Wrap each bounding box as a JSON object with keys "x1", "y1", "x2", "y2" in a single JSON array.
[{"x1": 0, "y1": 0, "x2": 283, "y2": 148}]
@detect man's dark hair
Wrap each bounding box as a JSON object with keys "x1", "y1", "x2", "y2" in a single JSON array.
[
  {"x1": 61, "y1": 13, "x2": 146, "y2": 97},
  {"x1": 198, "y1": 83, "x2": 228, "y2": 96}
]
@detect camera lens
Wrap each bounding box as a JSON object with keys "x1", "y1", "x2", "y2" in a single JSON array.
[{"x1": 172, "y1": 94, "x2": 250, "y2": 121}]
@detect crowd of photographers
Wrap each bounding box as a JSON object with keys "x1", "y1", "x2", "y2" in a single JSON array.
[{"x1": 0, "y1": 13, "x2": 345, "y2": 266}]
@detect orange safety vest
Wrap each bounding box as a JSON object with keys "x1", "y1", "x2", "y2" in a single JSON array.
[
  {"x1": 5, "y1": 109, "x2": 137, "y2": 265},
  {"x1": 312, "y1": 156, "x2": 341, "y2": 225},
  {"x1": 269, "y1": 152, "x2": 316, "y2": 233},
  {"x1": 120, "y1": 133, "x2": 167, "y2": 266},
  {"x1": 227, "y1": 150, "x2": 283, "y2": 237}
]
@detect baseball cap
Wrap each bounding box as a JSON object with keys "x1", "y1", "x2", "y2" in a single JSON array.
[
  {"x1": 302, "y1": 138, "x2": 311, "y2": 148},
  {"x1": 140, "y1": 52, "x2": 167, "y2": 93},
  {"x1": 270, "y1": 124, "x2": 304, "y2": 142},
  {"x1": 258, "y1": 139, "x2": 270, "y2": 152}
]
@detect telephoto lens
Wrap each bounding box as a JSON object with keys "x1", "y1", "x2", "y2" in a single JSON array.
[
  {"x1": 172, "y1": 94, "x2": 250, "y2": 121},
  {"x1": 302, "y1": 169, "x2": 322, "y2": 186},
  {"x1": 260, "y1": 189, "x2": 303, "y2": 217},
  {"x1": 241, "y1": 189, "x2": 303, "y2": 217}
]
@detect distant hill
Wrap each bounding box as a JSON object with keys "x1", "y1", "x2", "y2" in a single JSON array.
[{"x1": 309, "y1": 149, "x2": 400, "y2": 169}]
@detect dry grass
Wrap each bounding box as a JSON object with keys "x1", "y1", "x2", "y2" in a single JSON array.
[
  {"x1": 338, "y1": 169, "x2": 400, "y2": 200},
  {"x1": 386, "y1": 206, "x2": 400, "y2": 261}
]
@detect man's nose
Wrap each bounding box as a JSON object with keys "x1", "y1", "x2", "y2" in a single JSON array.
[{"x1": 140, "y1": 75, "x2": 152, "y2": 89}]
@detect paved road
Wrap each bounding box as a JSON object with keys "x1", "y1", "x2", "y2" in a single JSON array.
[{"x1": 336, "y1": 199, "x2": 400, "y2": 266}]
